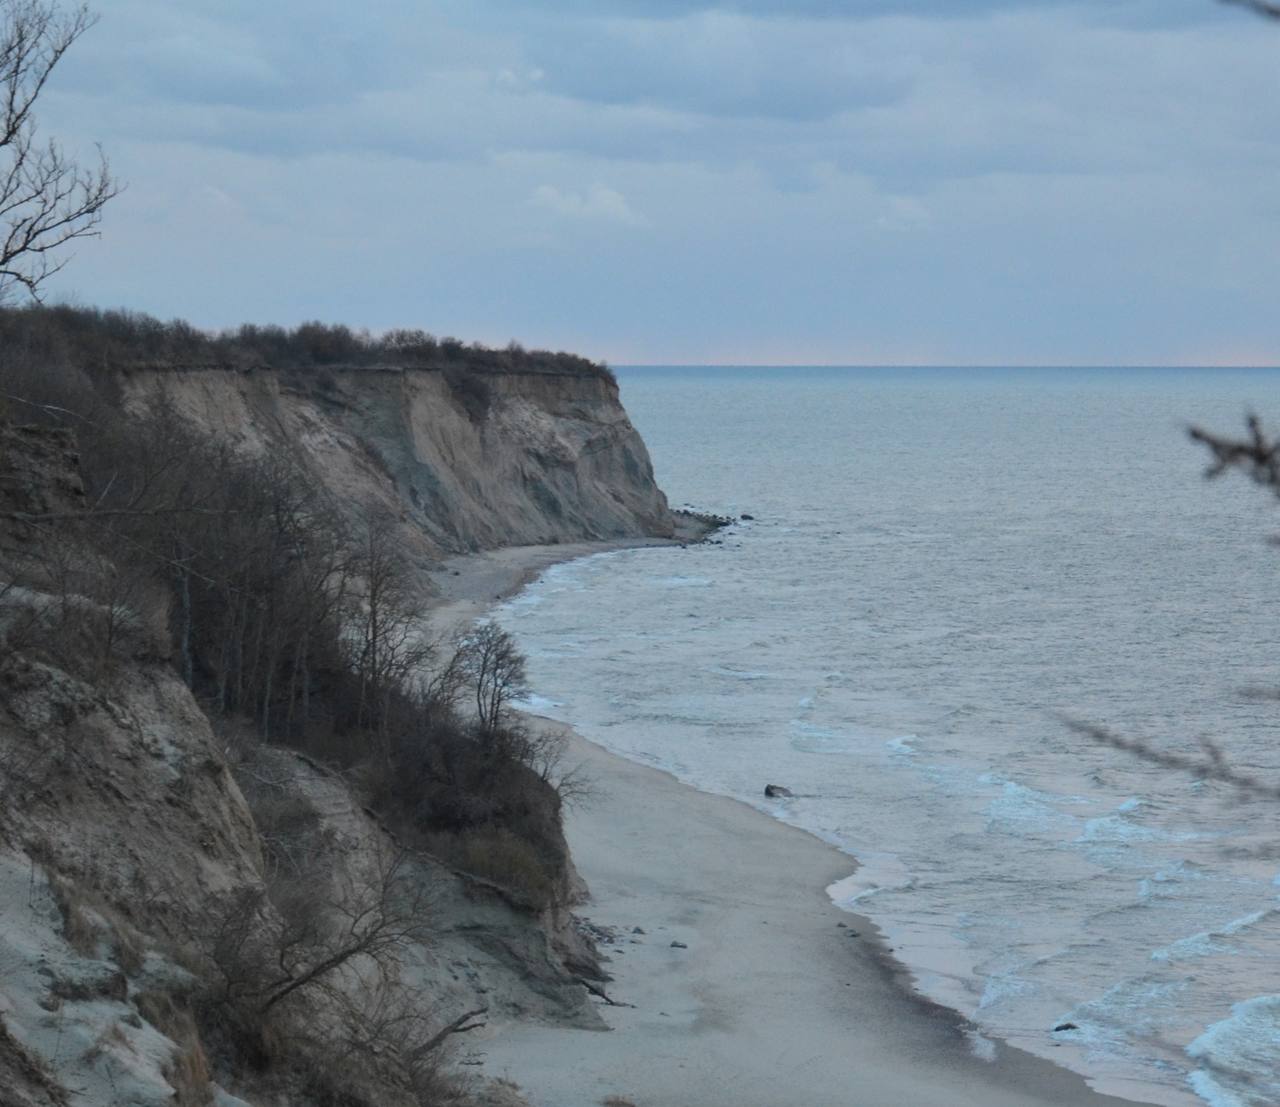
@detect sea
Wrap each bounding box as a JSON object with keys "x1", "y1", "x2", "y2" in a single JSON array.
[{"x1": 494, "y1": 366, "x2": 1280, "y2": 1107}]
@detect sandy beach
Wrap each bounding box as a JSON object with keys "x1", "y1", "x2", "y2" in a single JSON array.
[{"x1": 429, "y1": 543, "x2": 1155, "y2": 1107}]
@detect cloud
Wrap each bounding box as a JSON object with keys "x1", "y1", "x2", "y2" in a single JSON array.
[
  {"x1": 479, "y1": 0, "x2": 1193, "y2": 19},
  {"x1": 30, "y1": 0, "x2": 1280, "y2": 364},
  {"x1": 531, "y1": 183, "x2": 644, "y2": 224}
]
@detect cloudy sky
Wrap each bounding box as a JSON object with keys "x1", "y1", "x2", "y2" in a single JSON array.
[{"x1": 35, "y1": 0, "x2": 1280, "y2": 364}]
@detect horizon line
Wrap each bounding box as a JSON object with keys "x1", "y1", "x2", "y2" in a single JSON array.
[{"x1": 612, "y1": 362, "x2": 1280, "y2": 371}]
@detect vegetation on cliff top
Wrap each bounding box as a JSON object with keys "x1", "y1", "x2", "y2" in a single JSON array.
[{"x1": 0, "y1": 302, "x2": 616, "y2": 381}]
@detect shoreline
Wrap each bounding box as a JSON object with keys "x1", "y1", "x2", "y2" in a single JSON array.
[{"x1": 426, "y1": 537, "x2": 1157, "y2": 1107}]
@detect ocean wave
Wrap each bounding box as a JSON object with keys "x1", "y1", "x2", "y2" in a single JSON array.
[
  {"x1": 1065, "y1": 977, "x2": 1191, "y2": 1044},
  {"x1": 978, "y1": 973, "x2": 1038, "y2": 1012},
  {"x1": 965, "y1": 1028, "x2": 999, "y2": 1062},
  {"x1": 510, "y1": 692, "x2": 565, "y2": 714},
  {"x1": 1187, "y1": 995, "x2": 1280, "y2": 1107},
  {"x1": 1151, "y1": 910, "x2": 1275, "y2": 964},
  {"x1": 1077, "y1": 815, "x2": 1210, "y2": 846},
  {"x1": 984, "y1": 780, "x2": 1082, "y2": 835},
  {"x1": 788, "y1": 722, "x2": 866, "y2": 755},
  {"x1": 826, "y1": 854, "x2": 914, "y2": 907}
]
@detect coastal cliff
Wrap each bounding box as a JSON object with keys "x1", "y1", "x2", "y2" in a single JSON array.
[
  {"x1": 115, "y1": 365, "x2": 673, "y2": 556},
  {"x1": 0, "y1": 316, "x2": 678, "y2": 1106}
]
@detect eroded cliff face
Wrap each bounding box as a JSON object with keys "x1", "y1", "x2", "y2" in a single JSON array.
[
  {"x1": 116, "y1": 366, "x2": 674, "y2": 558},
  {"x1": 0, "y1": 425, "x2": 601, "y2": 1107}
]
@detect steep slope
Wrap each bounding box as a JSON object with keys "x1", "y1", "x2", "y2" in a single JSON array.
[
  {"x1": 116, "y1": 365, "x2": 675, "y2": 558},
  {"x1": 0, "y1": 424, "x2": 604, "y2": 1107}
]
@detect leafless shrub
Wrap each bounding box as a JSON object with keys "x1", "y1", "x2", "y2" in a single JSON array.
[
  {"x1": 47, "y1": 871, "x2": 98, "y2": 957},
  {"x1": 429, "y1": 827, "x2": 556, "y2": 909},
  {"x1": 135, "y1": 993, "x2": 213, "y2": 1107},
  {"x1": 206, "y1": 849, "x2": 431, "y2": 1018},
  {"x1": 315, "y1": 980, "x2": 485, "y2": 1106}
]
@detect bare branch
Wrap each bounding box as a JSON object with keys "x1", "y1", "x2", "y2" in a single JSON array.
[
  {"x1": 411, "y1": 1006, "x2": 489, "y2": 1058},
  {"x1": 1061, "y1": 715, "x2": 1280, "y2": 800},
  {"x1": 1189, "y1": 415, "x2": 1280, "y2": 494},
  {"x1": 1220, "y1": 0, "x2": 1280, "y2": 19},
  {"x1": 0, "y1": 1, "x2": 118, "y2": 302}
]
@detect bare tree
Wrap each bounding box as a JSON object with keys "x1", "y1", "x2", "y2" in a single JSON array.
[
  {"x1": 457, "y1": 620, "x2": 526, "y2": 734},
  {"x1": 347, "y1": 507, "x2": 437, "y2": 750},
  {"x1": 0, "y1": 0, "x2": 117, "y2": 301}
]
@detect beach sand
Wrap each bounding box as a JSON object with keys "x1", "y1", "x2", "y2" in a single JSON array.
[{"x1": 428, "y1": 542, "x2": 1155, "y2": 1107}]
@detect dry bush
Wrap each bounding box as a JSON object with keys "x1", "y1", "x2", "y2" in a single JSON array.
[
  {"x1": 427, "y1": 828, "x2": 554, "y2": 909},
  {"x1": 47, "y1": 873, "x2": 101, "y2": 959},
  {"x1": 45, "y1": 871, "x2": 148, "y2": 980},
  {"x1": 82, "y1": 1023, "x2": 129, "y2": 1065},
  {"x1": 135, "y1": 994, "x2": 213, "y2": 1107},
  {"x1": 300, "y1": 981, "x2": 485, "y2": 1107},
  {"x1": 205, "y1": 849, "x2": 431, "y2": 1019}
]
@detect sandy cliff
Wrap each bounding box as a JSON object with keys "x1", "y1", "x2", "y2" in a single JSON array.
[
  {"x1": 0, "y1": 393, "x2": 630, "y2": 1104},
  {"x1": 117, "y1": 365, "x2": 675, "y2": 558}
]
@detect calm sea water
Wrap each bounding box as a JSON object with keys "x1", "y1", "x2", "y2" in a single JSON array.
[{"x1": 496, "y1": 367, "x2": 1280, "y2": 1107}]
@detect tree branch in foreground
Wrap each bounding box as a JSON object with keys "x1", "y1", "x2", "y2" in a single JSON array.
[
  {"x1": 1061, "y1": 716, "x2": 1280, "y2": 800},
  {"x1": 1220, "y1": 0, "x2": 1280, "y2": 19},
  {"x1": 0, "y1": 1, "x2": 119, "y2": 302}
]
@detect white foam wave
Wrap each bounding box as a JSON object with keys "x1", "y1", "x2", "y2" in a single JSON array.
[
  {"x1": 788, "y1": 722, "x2": 864, "y2": 755},
  {"x1": 984, "y1": 780, "x2": 1080, "y2": 835},
  {"x1": 1187, "y1": 996, "x2": 1280, "y2": 1107},
  {"x1": 1152, "y1": 910, "x2": 1275, "y2": 964},
  {"x1": 978, "y1": 974, "x2": 1038, "y2": 1012},
  {"x1": 965, "y1": 1029, "x2": 999, "y2": 1062},
  {"x1": 1151, "y1": 933, "x2": 1231, "y2": 964},
  {"x1": 1069, "y1": 978, "x2": 1190, "y2": 1042},
  {"x1": 1077, "y1": 815, "x2": 1208, "y2": 846},
  {"x1": 511, "y1": 692, "x2": 565, "y2": 714},
  {"x1": 827, "y1": 854, "x2": 914, "y2": 906}
]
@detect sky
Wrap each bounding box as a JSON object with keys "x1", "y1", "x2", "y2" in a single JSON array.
[{"x1": 32, "y1": 0, "x2": 1280, "y2": 365}]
